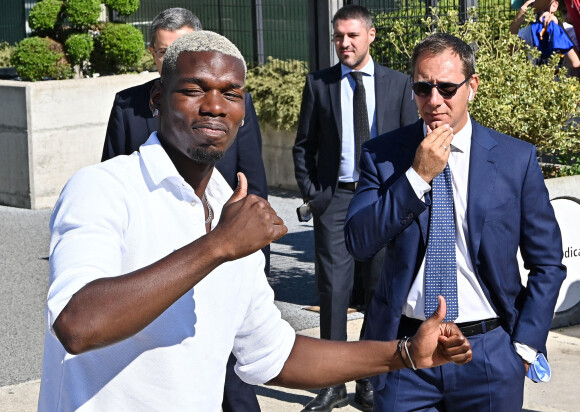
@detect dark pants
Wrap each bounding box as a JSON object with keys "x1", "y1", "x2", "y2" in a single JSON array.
[
  {"x1": 222, "y1": 353, "x2": 261, "y2": 412},
  {"x1": 373, "y1": 326, "x2": 525, "y2": 411},
  {"x1": 313, "y1": 187, "x2": 384, "y2": 341}
]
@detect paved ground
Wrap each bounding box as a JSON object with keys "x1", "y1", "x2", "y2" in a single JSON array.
[{"x1": 1, "y1": 188, "x2": 579, "y2": 411}]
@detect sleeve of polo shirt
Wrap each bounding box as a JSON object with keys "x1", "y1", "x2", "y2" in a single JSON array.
[
  {"x1": 232, "y1": 261, "x2": 296, "y2": 385},
  {"x1": 46, "y1": 165, "x2": 129, "y2": 335}
]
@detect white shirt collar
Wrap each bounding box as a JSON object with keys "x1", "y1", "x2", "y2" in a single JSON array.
[
  {"x1": 139, "y1": 132, "x2": 233, "y2": 205},
  {"x1": 341, "y1": 57, "x2": 375, "y2": 78}
]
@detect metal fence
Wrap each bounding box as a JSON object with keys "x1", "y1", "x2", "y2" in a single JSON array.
[
  {"x1": 113, "y1": 0, "x2": 309, "y2": 68},
  {"x1": 0, "y1": 0, "x2": 36, "y2": 44},
  {"x1": 1, "y1": 0, "x2": 519, "y2": 72},
  {"x1": 360, "y1": 0, "x2": 517, "y2": 72}
]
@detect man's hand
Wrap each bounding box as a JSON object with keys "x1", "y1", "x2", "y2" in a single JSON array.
[
  {"x1": 412, "y1": 124, "x2": 454, "y2": 183},
  {"x1": 408, "y1": 296, "x2": 473, "y2": 369},
  {"x1": 213, "y1": 172, "x2": 288, "y2": 261}
]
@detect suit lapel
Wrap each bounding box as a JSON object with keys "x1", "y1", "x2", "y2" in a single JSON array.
[
  {"x1": 466, "y1": 121, "x2": 499, "y2": 264},
  {"x1": 329, "y1": 64, "x2": 343, "y2": 142},
  {"x1": 374, "y1": 63, "x2": 389, "y2": 134}
]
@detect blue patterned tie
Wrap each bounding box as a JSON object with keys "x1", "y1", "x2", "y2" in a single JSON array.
[{"x1": 424, "y1": 164, "x2": 458, "y2": 321}]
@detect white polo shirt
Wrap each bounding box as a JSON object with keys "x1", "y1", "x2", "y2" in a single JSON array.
[{"x1": 38, "y1": 133, "x2": 295, "y2": 411}]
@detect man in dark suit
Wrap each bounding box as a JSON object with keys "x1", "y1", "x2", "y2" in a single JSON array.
[
  {"x1": 100, "y1": 8, "x2": 266, "y2": 412},
  {"x1": 292, "y1": 5, "x2": 417, "y2": 411},
  {"x1": 345, "y1": 32, "x2": 566, "y2": 411}
]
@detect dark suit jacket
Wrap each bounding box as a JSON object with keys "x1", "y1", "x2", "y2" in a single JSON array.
[
  {"x1": 345, "y1": 119, "x2": 566, "y2": 389},
  {"x1": 292, "y1": 62, "x2": 417, "y2": 215},
  {"x1": 102, "y1": 78, "x2": 268, "y2": 200}
]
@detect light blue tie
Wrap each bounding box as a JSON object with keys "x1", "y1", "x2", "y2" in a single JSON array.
[{"x1": 424, "y1": 164, "x2": 458, "y2": 322}]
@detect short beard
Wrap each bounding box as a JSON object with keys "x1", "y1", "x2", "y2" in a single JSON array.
[{"x1": 187, "y1": 147, "x2": 225, "y2": 164}]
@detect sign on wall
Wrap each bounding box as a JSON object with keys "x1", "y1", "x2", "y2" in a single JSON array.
[{"x1": 518, "y1": 197, "x2": 580, "y2": 323}]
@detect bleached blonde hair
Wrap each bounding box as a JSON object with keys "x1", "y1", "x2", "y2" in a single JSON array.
[{"x1": 161, "y1": 30, "x2": 247, "y2": 83}]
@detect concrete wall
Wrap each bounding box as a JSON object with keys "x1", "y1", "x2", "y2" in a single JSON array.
[
  {"x1": 0, "y1": 72, "x2": 159, "y2": 209},
  {"x1": 261, "y1": 123, "x2": 299, "y2": 192},
  {"x1": 545, "y1": 175, "x2": 580, "y2": 200}
]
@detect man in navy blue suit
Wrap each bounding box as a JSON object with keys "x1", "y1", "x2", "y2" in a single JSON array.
[
  {"x1": 345, "y1": 33, "x2": 566, "y2": 411},
  {"x1": 100, "y1": 8, "x2": 266, "y2": 412}
]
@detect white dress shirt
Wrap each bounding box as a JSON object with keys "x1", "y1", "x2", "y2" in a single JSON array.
[
  {"x1": 339, "y1": 58, "x2": 377, "y2": 183},
  {"x1": 403, "y1": 116, "x2": 498, "y2": 322},
  {"x1": 38, "y1": 133, "x2": 295, "y2": 411}
]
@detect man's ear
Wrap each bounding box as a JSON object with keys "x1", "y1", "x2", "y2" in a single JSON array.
[
  {"x1": 149, "y1": 79, "x2": 162, "y2": 116},
  {"x1": 468, "y1": 74, "x2": 480, "y2": 102}
]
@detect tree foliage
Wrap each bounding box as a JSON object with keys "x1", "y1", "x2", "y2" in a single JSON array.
[
  {"x1": 13, "y1": 0, "x2": 144, "y2": 80},
  {"x1": 103, "y1": 0, "x2": 140, "y2": 16},
  {"x1": 92, "y1": 22, "x2": 144, "y2": 73},
  {"x1": 245, "y1": 57, "x2": 309, "y2": 130},
  {"x1": 65, "y1": 33, "x2": 94, "y2": 65},
  {"x1": 28, "y1": 0, "x2": 64, "y2": 33},
  {"x1": 10, "y1": 37, "x2": 73, "y2": 81},
  {"x1": 373, "y1": 8, "x2": 580, "y2": 169}
]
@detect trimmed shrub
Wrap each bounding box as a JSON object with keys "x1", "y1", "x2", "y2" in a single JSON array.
[
  {"x1": 103, "y1": 0, "x2": 140, "y2": 16},
  {"x1": 65, "y1": 33, "x2": 94, "y2": 64},
  {"x1": 65, "y1": 0, "x2": 101, "y2": 27},
  {"x1": 93, "y1": 22, "x2": 144, "y2": 73},
  {"x1": 28, "y1": 0, "x2": 64, "y2": 33},
  {"x1": 0, "y1": 42, "x2": 15, "y2": 68},
  {"x1": 246, "y1": 57, "x2": 309, "y2": 130},
  {"x1": 10, "y1": 37, "x2": 73, "y2": 81}
]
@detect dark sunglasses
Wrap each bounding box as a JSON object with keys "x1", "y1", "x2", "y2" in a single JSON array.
[{"x1": 411, "y1": 77, "x2": 471, "y2": 98}]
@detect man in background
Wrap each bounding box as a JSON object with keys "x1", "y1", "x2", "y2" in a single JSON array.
[
  {"x1": 292, "y1": 4, "x2": 417, "y2": 411},
  {"x1": 101, "y1": 8, "x2": 266, "y2": 411}
]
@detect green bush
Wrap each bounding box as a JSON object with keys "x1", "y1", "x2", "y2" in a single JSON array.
[
  {"x1": 65, "y1": 33, "x2": 94, "y2": 64},
  {"x1": 10, "y1": 37, "x2": 73, "y2": 81},
  {"x1": 103, "y1": 0, "x2": 140, "y2": 16},
  {"x1": 28, "y1": 0, "x2": 64, "y2": 33},
  {"x1": 0, "y1": 42, "x2": 15, "y2": 68},
  {"x1": 93, "y1": 22, "x2": 144, "y2": 73},
  {"x1": 12, "y1": 0, "x2": 144, "y2": 79},
  {"x1": 372, "y1": 8, "x2": 580, "y2": 161},
  {"x1": 246, "y1": 57, "x2": 309, "y2": 130},
  {"x1": 65, "y1": 0, "x2": 101, "y2": 27}
]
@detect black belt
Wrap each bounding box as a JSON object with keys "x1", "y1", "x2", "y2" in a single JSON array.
[
  {"x1": 399, "y1": 316, "x2": 501, "y2": 337},
  {"x1": 456, "y1": 318, "x2": 501, "y2": 337},
  {"x1": 338, "y1": 181, "x2": 357, "y2": 191}
]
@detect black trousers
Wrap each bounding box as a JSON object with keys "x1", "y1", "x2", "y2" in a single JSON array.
[
  {"x1": 313, "y1": 187, "x2": 384, "y2": 341},
  {"x1": 222, "y1": 353, "x2": 261, "y2": 412}
]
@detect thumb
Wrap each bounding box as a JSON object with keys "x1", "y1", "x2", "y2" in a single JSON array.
[
  {"x1": 226, "y1": 172, "x2": 247, "y2": 205},
  {"x1": 425, "y1": 295, "x2": 446, "y2": 325}
]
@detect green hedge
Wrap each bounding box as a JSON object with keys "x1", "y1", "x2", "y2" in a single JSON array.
[
  {"x1": 65, "y1": 0, "x2": 101, "y2": 27},
  {"x1": 28, "y1": 0, "x2": 63, "y2": 33},
  {"x1": 92, "y1": 22, "x2": 144, "y2": 73},
  {"x1": 65, "y1": 33, "x2": 94, "y2": 65},
  {"x1": 372, "y1": 8, "x2": 579, "y2": 171},
  {"x1": 246, "y1": 57, "x2": 309, "y2": 131},
  {"x1": 103, "y1": 0, "x2": 140, "y2": 16},
  {"x1": 13, "y1": 0, "x2": 144, "y2": 80},
  {"x1": 10, "y1": 37, "x2": 73, "y2": 81}
]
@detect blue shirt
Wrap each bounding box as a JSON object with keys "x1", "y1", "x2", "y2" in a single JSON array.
[{"x1": 339, "y1": 58, "x2": 377, "y2": 183}]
